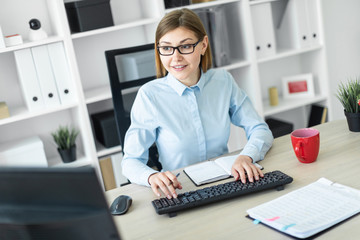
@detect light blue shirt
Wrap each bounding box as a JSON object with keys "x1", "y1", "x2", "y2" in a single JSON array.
[{"x1": 122, "y1": 69, "x2": 273, "y2": 186}]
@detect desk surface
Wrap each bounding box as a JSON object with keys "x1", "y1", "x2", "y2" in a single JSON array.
[{"x1": 106, "y1": 119, "x2": 360, "y2": 240}]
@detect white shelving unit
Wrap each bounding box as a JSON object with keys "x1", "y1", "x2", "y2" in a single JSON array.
[{"x1": 0, "y1": 0, "x2": 330, "y2": 184}]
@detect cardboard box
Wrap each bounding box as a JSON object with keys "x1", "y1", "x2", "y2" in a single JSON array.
[{"x1": 0, "y1": 136, "x2": 48, "y2": 167}]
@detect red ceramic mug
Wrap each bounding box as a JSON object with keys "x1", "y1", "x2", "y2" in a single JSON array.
[{"x1": 291, "y1": 128, "x2": 320, "y2": 163}]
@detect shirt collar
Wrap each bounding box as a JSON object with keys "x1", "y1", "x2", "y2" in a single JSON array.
[{"x1": 167, "y1": 70, "x2": 206, "y2": 96}]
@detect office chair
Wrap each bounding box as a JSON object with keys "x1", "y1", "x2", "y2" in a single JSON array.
[{"x1": 105, "y1": 43, "x2": 162, "y2": 172}]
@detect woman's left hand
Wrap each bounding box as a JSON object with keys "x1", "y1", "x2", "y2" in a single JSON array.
[{"x1": 231, "y1": 155, "x2": 264, "y2": 183}]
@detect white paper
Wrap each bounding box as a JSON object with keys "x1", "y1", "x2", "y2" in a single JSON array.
[
  {"x1": 184, "y1": 161, "x2": 228, "y2": 185},
  {"x1": 247, "y1": 178, "x2": 360, "y2": 238}
]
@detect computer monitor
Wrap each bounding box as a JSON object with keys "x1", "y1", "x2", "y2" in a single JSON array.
[{"x1": 0, "y1": 167, "x2": 121, "y2": 240}]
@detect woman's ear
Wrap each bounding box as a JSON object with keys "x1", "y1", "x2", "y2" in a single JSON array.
[{"x1": 201, "y1": 35, "x2": 209, "y2": 55}]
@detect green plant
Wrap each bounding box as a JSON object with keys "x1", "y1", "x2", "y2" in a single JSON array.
[
  {"x1": 51, "y1": 126, "x2": 79, "y2": 150},
  {"x1": 336, "y1": 78, "x2": 360, "y2": 113}
]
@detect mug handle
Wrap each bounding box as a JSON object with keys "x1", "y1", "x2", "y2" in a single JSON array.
[{"x1": 295, "y1": 142, "x2": 305, "y2": 159}]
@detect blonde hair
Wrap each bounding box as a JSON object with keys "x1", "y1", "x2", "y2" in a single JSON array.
[{"x1": 155, "y1": 8, "x2": 212, "y2": 78}]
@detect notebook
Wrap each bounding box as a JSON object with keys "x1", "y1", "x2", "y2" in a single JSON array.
[
  {"x1": 183, "y1": 155, "x2": 263, "y2": 186},
  {"x1": 246, "y1": 178, "x2": 360, "y2": 239}
]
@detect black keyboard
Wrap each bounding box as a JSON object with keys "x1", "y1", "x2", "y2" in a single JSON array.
[{"x1": 152, "y1": 170, "x2": 293, "y2": 216}]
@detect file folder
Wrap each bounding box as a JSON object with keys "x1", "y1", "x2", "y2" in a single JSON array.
[
  {"x1": 207, "y1": 7, "x2": 231, "y2": 67},
  {"x1": 195, "y1": 9, "x2": 216, "y2": 65},
  {"x1": 251, "y1": 2, "x2": 276, "y2": 58},
  {"x1": 306, "y1": 0, "x2": 320, "y2": 46},
  {"x1": 47, "y1": 42, "x2": 76, "y2": 105},
  {"x1": 14, "y1": 48, "x2": 45, "y2": 111},
  {"x1": 276, "y1": 0, "x2": 311, "y2": 50},
  {"x1": 111, "y1": 153, "x2": 129, "y2": 187},
  {"x1": 31, "y1": 45, "x2": 61, "y2": 108},
  {"x1": 0, "y1": 25, "x2": 5, "y2": 49}
]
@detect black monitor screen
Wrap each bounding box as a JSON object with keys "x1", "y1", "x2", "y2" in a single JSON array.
[{"x1": 0, "y1": 167, "x2": 121, "y2": 240}]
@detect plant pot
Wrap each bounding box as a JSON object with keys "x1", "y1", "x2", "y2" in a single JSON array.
[
  {"x1": 344, "y1": 110, "x2": 360, "y2": 132},
  {"x1": 58, "y1": 145, "x2": 77, "y2": 163}
]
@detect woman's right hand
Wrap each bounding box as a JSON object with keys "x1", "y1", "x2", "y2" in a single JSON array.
[{"x1": 148, "y1": 171, "x2": 182, "y2": 199}]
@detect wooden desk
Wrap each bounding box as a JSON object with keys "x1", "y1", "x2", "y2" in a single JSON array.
[{"x1": 106, "y1": 119, "x2": 360, "y2": 240}]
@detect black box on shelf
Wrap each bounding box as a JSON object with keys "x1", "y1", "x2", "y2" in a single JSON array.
[
  {"x1": 91, "y1": 110, "x2": 120, "y2": 148},
  {"x1": 265, "y1": 118, "x2": 294, "y2": 138},
  {"x1": 65, "y1": 0, "x2": 114, "y2": 33},
  {"x1": 164, "y1": 0, "x2": 190, "y2": 9}
]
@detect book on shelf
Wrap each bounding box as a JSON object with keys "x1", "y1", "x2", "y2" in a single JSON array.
[
  {"x1": 99, "y1": 153, "x2": 129, "y2": 190},
  {"x1": 99, "y1": 156, "x2": 116, "y2": 191},
  {"x1": 246, "y1": 178, "x2": 360, "y2": 239},
  {"x1": 183, "y1": 155, "x2": 263, "y2": 186},
  {"x1": 110, "y1": 152, "x2": 129, "y2": 187},
  {"x1": 308, "y1": 104, "x2": 328, "y2": 127}
]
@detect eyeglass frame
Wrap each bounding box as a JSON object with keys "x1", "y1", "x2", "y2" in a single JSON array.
[{"x1": 157, "y1": 39, "x2": 202, "y2": 56}]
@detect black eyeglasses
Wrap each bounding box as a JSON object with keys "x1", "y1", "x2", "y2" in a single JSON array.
[{"x1": 157, "y1": 40, "x2": 201, "y2": 56}]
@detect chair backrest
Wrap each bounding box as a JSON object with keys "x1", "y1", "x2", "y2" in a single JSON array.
[
  {"x1": 105, "y1": 43, "x2": 156, "y2": 149},
  {"x1": 105, "y1": 44, "x2": 162, "y2": 171}
]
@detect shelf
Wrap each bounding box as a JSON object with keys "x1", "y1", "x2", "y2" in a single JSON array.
[
  {"x1": 71, "y1": 18, "x2": 160, "y2": 40},
  {"x1": 85, "y1": 85, "x2": 112, "y2": 104},
  {"x1": 0, "y1": 103, "x2": 79, "y2": 126},
  {"x1": 165, "y1": 0, "x2": 240, "y2": 13},
  {"x1": 257, "y1": 45, "x2": 323, "y2": 64},
  {"x1": 85, "y1": 85, "x2": 141, "y2": 105},
  {"x1": 263, "y1": 95, "x2": 327, "y2": 117},
  {"x1": 96, "y1": 140, "x2": 122, "y2": 158},
  {"x1": 218, "y1": 60, "x2": 251, "y2": 71},
  {"x1": 48, "y1": 155, "x2": 92, "y2": 168},
  {"x1": 0, "y1": 36, "x2": 63, "y2": 54},
  {"x1": 249, "y1": 0, "x2": 282, "y2": 6}
]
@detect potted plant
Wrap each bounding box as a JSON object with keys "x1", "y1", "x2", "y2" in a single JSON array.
[
  {"x1": 336, "y1": 78, "x2": 360, "y2": 132},
  {"x1": 52, "y1": 125, "x2": 79, "y2": 163}
]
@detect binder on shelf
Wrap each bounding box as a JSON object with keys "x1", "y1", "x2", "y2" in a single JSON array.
[
  {"x1": 208, "y1": 7, "x2": 231, "y2": 67},
  {"x1": 14, "y1": 48, "x2": 45, "y2": 111},
  {"x1": 31, "y1": 45, "x2": 61, "y2": 108},
  {"x1": 195, "y1": 7, "x2": 231, "y2": 67},
  {"x1": 111, "y1": 152, "x2": 129, "y2": 187},
  {"x1": 251, "y1": 2, "x2": 276, "y2": 58},
  {"x1": 276, "y1": 0, "x2": 315, "y2": 50},
  {"x1": 195, "y1": 9, "x2": 214, "y2": 62},
  {"x1": 99, "y1": 156, "x2": 117, "y2": 191},
  {"x1": 0, "y1": 25, "x2": 5, "y2": 49},
  {"x1": 47, "y1": 42, "x2": 76, "y2": 105},
  {"x1": 308, "y1": 104, "x2": 328, "y2": 127},
  {"x1": 306, "y1": 0, "x2": 320, "y2": 46}
]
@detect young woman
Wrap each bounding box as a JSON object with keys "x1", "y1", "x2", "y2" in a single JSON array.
[{"x1": 122, "y1": 8, "x2": 273, "y2": 199}]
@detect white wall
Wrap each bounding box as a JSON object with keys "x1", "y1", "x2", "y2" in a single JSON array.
[{"x1": 322, "y1": 0, "x2": 360, "y2": 120}]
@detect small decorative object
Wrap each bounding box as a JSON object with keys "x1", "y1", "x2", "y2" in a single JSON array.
[
  {"x1": 28, "y1": 19, "x2": 48, "y2": 41},
  {"x1": 336, "y1": 78, "x2": 360, "y2": 132},
  {"x1": 0, "y1": 102, "x2": 10, "y2": 119},
  {"x1": 282, "y1": 73, "x2": 314, "y2": 99},
  {"x1": 268, "y1": 86, "x2": 279, "y2": 106},
  {"x1": 0, "y1": 25, "x2": 6, "y2": 49},
  {"x1": 52, "y1": 125, "x2": 79, "y2": 163},
  {"x1": 4, "y1": 34, "x2": 23, "y2": 47}
]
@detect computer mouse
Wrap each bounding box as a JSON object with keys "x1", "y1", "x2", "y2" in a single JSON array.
[{"x1": 110, "y1": 195, "x2": 132, "y2": 215}]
